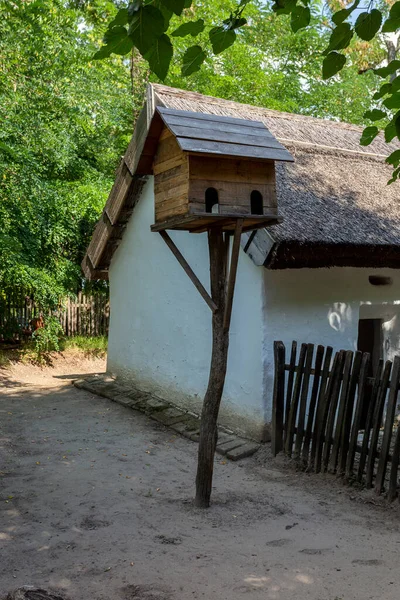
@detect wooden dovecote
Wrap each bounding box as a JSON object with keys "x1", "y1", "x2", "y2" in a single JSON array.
[{"x1": 144, "y1": 107, "x2": 294, "y2": 233}]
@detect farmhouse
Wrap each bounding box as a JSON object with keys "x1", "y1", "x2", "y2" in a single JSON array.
[{"x1": 83, "y1": 84, "x2": 400, "y2": 441}]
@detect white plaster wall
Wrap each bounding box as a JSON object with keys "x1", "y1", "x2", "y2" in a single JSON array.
[
  {"x1": 262, "y1": 268, "x2": 400, "y2": 418},
  {"x1": 107, "y1": 177, "x2": 266, "y2": 439}
]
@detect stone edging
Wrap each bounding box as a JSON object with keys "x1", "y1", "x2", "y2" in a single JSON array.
[{"x1": 73, "y1": 374, "x2": 259, "y2": 461}]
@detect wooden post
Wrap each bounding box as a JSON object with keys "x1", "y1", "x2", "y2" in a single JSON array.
[
  {"x1": 272, "y1": 341, "x2": 285, "y2": 456},
  {"x1": 195, "y1": 227, "x2": 229, "y2": 508}
]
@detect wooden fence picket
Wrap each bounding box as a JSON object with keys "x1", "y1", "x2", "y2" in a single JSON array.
[
  {"x1": 337, "y1": 351, "x2": 362, "y2": 475},
  {"x1": 357, "y1": 359, "x2": 383, "y2": 482},
  {"x1": 294, "y1": 343, "x2": 314, "y2": 459},
  {"x1": 272, "y1": 341, "x2": 285, "y2": 456},
  {"x1": 285, "y1": 343, "x2": 307, "y2": 457},
  {"x1": 345, "y1": 352, "x2": 370, "y2": 480},
  {"x1": 302, "y1": 344, "x2": 324, "y2": 463},
  {"x1": 0, "y1": 291, "x2": 109, "y2": 340},
  {"x1": 375, "y1": 356, "x2": 400, "y2": 495},
  {"x1": 366, "y1": 361, "x2": 392, "y2": 489},
  {"x1": 310, "y1": 346, "x2": 333, "y2": 469},
  {"x1": 273, "y1": 340, "x2": 400, "y2": 502}
]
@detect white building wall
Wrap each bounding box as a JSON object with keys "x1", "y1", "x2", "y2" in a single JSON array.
[
  {"x1": 262, "y1": 268, "x2": 400, "y2": 417},
  {"x1": 108, "y1": 177, "x2": 267, "y2": 440}
]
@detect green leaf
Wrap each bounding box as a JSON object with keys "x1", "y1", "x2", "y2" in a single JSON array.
[
  {"x1": 144, "y1": 33, "x2": 173, "y2": 80},
  {"x1": 129, "y1": 5, "x2": 166, "y2": 55},
  {"x1": 272, "y1": 0, "x2": 296, "y2": 15},
  {"x1": 374, "y1": 60, "x2": 400, "y2": 78},
  {"x1": 128, "y1": 0, "x2": 142, "y2": 16},
  {"x1": 382, "y1": 1, "x2": 400, "y2": 32},
  {"x1": 183, "y1": 0, "x2": 192, "y2": 6},
  {"x1": 94, "y1": 27, "x2": 133, "y2": 59},
  {"x1": 360, "y1": 125, "x2": 379, "y2": 146},
  {"x1": 181, "y1": 44, "x2": 207, "y2": 76},
  {"x1": 391, "y1": 76, "x2": 400, "y2": 92},
  {"x1": 172, "y1": 19, "x2": 204, "y2": 37},
  {"x1": 388, "y1": 166, "x2": 400, "y2": 184},
  {"x1": 386, "y1": 149, "x2": 400, "y2": 167},
  {"x1": 385, "y1": 119, "x2": 397, "y2": 143},
  {"x1": 231, "y1": 17, "x2": 247, "y2": 29},
  {"x1": 363, "y1": 108, "x2": 386, "y2": 121},
  {"x1": 384, "y1": 92, "x2": 400, "y2": 109},
  {"x1": 373, "y1": 83, "x2": 392, "y2": 99},
  {"x1": 326, "y1": 23, "x2": 353, "y2": 53},
  {"x1": 209, "y1": 27, "x2": 236, "y2": 55},
  {"x1": 109, "y1": 8, "x2": 129, "y2": 27},
  {"x1": 0, "y1": 141, "x2": 17, "y2": 159},
  {"x1": 161, "y1": 0, "x2": 185, "y2": 16},
  {"x1": 291, "y1": 6, "x2": 310, "y2": 33},
  {"x1": 322, "y1": 52, "x2": 346, "y2": 79},
  {"x1": 332, "y1": 0, "x2": 360, "y2": 25},
  {"x1": 354, "y1": 10, "x2": 382, "y2": 41}
]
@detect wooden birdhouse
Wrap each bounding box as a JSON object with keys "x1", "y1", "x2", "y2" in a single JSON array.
[{"x1": 137, "y1": 107, "x2": 293, "y2": 233}]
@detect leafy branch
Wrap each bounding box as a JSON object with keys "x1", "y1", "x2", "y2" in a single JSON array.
[{"x1": 95, "y1": 0, "x2": 400, "y2": 181}]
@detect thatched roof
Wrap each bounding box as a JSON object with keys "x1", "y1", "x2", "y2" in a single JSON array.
[{"x1": 82, "y1": 84, "x2": 400, "y2": 279}]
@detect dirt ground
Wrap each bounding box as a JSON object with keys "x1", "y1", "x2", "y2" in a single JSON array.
[{"x1": 1, "y1": 355, "x2": 400, "y2": 600}]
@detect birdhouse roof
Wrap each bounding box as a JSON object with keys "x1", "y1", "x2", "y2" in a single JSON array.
[{"x1": 155, "y1": 106, "x2": 293, "y2": 163}]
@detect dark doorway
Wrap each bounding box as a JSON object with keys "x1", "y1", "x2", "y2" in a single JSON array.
[{"x1": 357, "y1": 318, "x2": 383, "y2": 428}]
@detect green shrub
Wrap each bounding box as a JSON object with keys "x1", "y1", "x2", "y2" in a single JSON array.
[{"x1": 32, "y1": 316, "x2": 64, "y2": 360}]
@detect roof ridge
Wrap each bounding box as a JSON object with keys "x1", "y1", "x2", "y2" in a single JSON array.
[{"x1": 151, "y1": 83, "x2": 364, "y2": 134}]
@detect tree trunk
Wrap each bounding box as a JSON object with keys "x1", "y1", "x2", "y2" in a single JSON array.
[{"x1": 195, "y1": 228, "x2": 229, "y2": 508}]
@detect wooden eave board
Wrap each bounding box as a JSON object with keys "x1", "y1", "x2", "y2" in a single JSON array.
[{"x1": 157, "y1": 107, "x2": 294, "y2": 163}]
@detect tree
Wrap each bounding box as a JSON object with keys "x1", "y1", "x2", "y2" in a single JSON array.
[
  {"x1": 95, "y1": 0, "x2": 400, "y2": 179},
  {"x1": 0, "y1": 0, "x2": 133, "y2": 307}
]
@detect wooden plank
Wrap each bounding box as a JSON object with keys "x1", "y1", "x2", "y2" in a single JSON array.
[
  {"x1": 170, "y1": 124, "x2": 285, "y2": 150},
  {"x1": 223, "y1": 219, "x2": 243, "y2": 331},
  {"x1": 322, "y1": 350, "x2": 350, "y2": 473},
  {"x1": 335, "y1": 351, "x2": 361, "y2": 475},
  {"x1": 272, "y1": 341, "x2": 286, "y2": 456},
  {"x1": 294, "y1": 344, "x2": 314, "y2": 459},
  {"x1": 388, "y1": 423, "x2": 400, "y2": 502},
  {"x1": 153, "y1": 154, "x2": 185, "y2": 175},
  {"x1": 375, "y1": 355, "x2": 400, "y2": 495},
  {"x1": 178, "y1": 138, "x2": 293, "y2": 162},
  {"x1": 345, "y1": 352, "x2": 370, "y2": 480},
  {"x1": 158, "y1": 106, "x2": 267, "y2": 129},
  {"x1": 189, "y1": 179, "x2": 277, "y2": 210},
  {"x1": 154, "y1": 133, "x2": 183, "y2": 165},
  {"x1": 189, "y1": 156, "x2": 275, "y2": 185},
  {"x1": 284, "y1": 341, "x2": 297, "y2": 444},
  {"x1": 357, "y1": 359, "x2": 383, "y2": 482},
  {"x1": 154, "y1": 163, "x2": 188, "y2": 186},
  {"x1": 310, "y1": 346, "x2": 333, "y2": 469},
  {"x1": 105, "y1": 161, "x2": 133, "y2": 225},
  {"x1": 285, "y1": 343, "x2": 307, "y2": 457},
  {"x1": 159, "y1": 231, "x2": 217, "y2": 313},
  {"x1": 162, "y1": 114, "x2": 273, "y2": 136},
  {"x1": 302, "y1": 345, "x2": 324, "y2": 464},
  {"x1": 366, "y1": 361, "x2": 392, "y2": 488},
  {"x1": 314, "y1": 351, "x2": 343, "y2": 474},
  {"x1": 155, "y1": 183, "x2": 188, "y2": 204}
]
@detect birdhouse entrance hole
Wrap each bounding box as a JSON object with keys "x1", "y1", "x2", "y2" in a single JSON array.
[
  {"x1": 250, "y1": 190, "x2": 263, "y2": 215},
  {"x1": 205, "y1": 187, "x2": 219, "y2": 214}
]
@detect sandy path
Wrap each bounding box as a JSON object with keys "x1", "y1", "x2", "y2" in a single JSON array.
[{"x1": 1, "y1": 357, "x2": 400, "y2": 600}]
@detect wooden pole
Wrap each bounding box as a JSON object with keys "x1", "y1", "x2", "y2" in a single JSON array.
[
  {"x1": 159, "y1": 230, "x2": 218, "y2": 313},
  {"x1": 195, "y1": 227, "x2": 228, "y2": 508}
]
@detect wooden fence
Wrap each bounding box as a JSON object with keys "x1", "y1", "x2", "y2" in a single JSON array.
[
  {"x1": 0, "y1": 291, "x2": 109, "y2": 340},
  {"x1": 272, "y1": 341, "x2": 400, "y2": 502}
]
